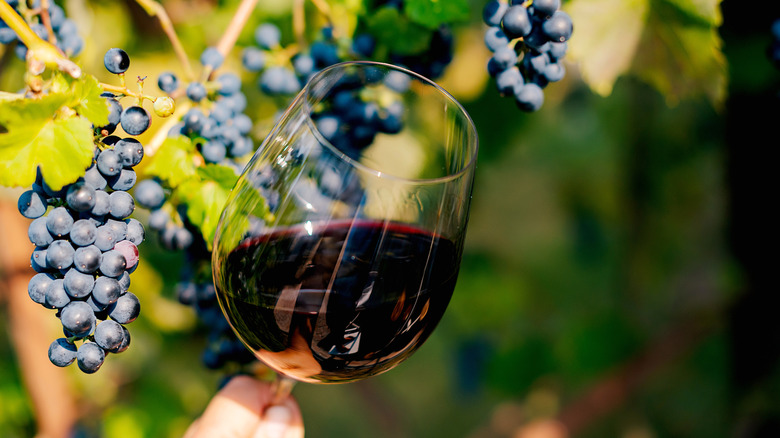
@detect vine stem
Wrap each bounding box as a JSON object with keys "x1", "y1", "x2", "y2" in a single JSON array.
[
  {"x1": 0, "y1": 0, "x2": 80, "y2": 78},
  {"x1": 293, "y1": 0, "x2": 306, "y2": 47},
  {"x1": 145, "y1": 100, "x2": 192, "y2": 157},
  {"x1": 133, "y1": 0, "x2": 196, "y2": 82},
  {"x1": 209, "y1": 0, "x2": 261, "y2": 81}
]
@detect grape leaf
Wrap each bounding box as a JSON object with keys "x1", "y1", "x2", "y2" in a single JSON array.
[
  {"x1": 632, "y1": 0, "x2": 727, "y2": 107},
  {"x1": 143, "y1": 136, "x2": 198, "y2": 187},
  {"x1": 567, "y1": 0, "x2": 650, "y2": 97},
  {"x1": 366, "y1": 6, "x2": 432, "y2": 55},
  {"x1": 567, "y1": 0, "x2": 726, "y2": 107},
  {"x1": 175, "y1": 164, "x2": 238, "y2": 249},
  {"x1": 49, "y1": 73, "x2": 110, "y2": 127},
  {"x1": 403, "y1": 0, "x2": 470, "y2": 30},
  {"x1": 0, "y1": 115, "x2": 94, "y2": 190}
]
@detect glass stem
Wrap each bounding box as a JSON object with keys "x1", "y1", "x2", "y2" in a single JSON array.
[{"x1": 270, "y1": 374, "x2": 296, "y2": 405}]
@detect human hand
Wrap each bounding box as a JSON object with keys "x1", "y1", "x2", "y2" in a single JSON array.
[{"x1": 184, "y1": 375, "x2": 304, "y2": 438}]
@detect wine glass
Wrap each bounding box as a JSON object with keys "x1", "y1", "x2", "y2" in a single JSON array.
[{"x1": 211, "y1": 61, "x2": 478, "y2": 402}]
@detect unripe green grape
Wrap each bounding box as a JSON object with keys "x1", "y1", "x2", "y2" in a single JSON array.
[{"x1": 153, "y1": 96, "x2": 176, "y2": 117}]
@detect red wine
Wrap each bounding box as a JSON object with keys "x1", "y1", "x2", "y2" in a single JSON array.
[{"x1": 214, "y1": 220, "x2": 460, "y2": 383}]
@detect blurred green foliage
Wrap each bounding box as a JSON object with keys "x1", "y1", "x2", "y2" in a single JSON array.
[{"x1": 1, "y1": 0, "x2": 779, "y2": 437}]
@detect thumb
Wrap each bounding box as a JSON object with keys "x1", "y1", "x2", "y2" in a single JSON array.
[{"x1": 184, "y1": 375, "x2": 304, "y2": 438}]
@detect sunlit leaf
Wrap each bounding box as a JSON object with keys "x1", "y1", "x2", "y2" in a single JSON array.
[
  {"x1": 567, "y1": 0, "x2": 650, "y2": 97},
  {"x1": 144, "y1": 136, "x2": 198, "y2": 187}
]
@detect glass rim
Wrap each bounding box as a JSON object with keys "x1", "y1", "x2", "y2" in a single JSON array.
[{"x1": 301, "y1": 60, "x2": 479, "y2": 185}]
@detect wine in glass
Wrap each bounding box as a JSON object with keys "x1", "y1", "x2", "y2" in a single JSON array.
[{"x1": 211, "y1": 61, "x2": 478, "y2": 397}]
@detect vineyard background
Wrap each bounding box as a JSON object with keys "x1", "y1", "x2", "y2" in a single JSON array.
[{"x1": 1, "y1": 0, "x2": 779, "y2": 437}]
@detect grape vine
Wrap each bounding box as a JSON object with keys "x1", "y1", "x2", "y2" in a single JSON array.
[{"x1": 0, "y1": 0, "x2": 574, "y2": 377}]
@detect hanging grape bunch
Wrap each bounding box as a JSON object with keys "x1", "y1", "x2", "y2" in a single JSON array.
[
  {"x1": 0, "y1": 0, "x2": 84, "y2": 59},
  {"x1": 14, "y1": 45, "x2": 175, "y2": 374},
  {"x1": 483, "y1": 0, "x2": 573, "y2": 111}
]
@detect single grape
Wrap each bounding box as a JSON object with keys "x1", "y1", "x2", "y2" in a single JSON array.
[
  {"x1": 134, "y1": 179, "x2": 165, "y2": 210},
  {"x1": 63, "y1": 269, "x2": 95, "y2": 299},
  {"x1": 548, "y1": 41, "x2": 568, "y2": 60},
  {"x1": 97, "y1": 149, "x2": 122, "y2": 177},
  {"x1": 542, "y1": 11, "x2": 573, "y2": 42},
  {"x1": 104, "y1": 48, "x2": 130, "y2": 74},
  {"x1": 293, "y1": 53, "x2": 316, "y2": 77},
  {"x1": 18, "y1": 189, "x2": 48, "y2": 219},
  {"x1": 28, "y1": 273, "x2": 56, "y2": 305},
  {"x1": 48, "y1": 339, "x2": 78, "y2": 367},
  {"x1": 157, "y1": 71, "x2": 179, "y2": 93},
  {"x1": 45, "y1": 278, "x2": 71, "y2": 309},
  {"x1": 70, "y1": 219, "x2": 97, "y2": 246},
  {"x1": 491, "y1": 46, "x2": 519, "y2": 71},
  {"x1": 241, "y1": 47, "x2": 266, "y2": 72},
  {"x1": 28, "y1": 217, "x2": 53, "y2": 247},
  {"x1": 113, "y1": 240, "x2": 139, "y2": 270},
  {"x1": 514, "y1": 82, "x2": 545, "y2": 111},
  {"x1": 99, "y1": 250, "x2": 126, "y2": 277},
  {"x1": 73, "y1": 245, "x2": 102, "y2": 274},
  {"x1": 91, "y1": 190, "x2": 111, "y2": 216},
  {"x1": 484, "y1": 26, "x2": 511, "y2": 52},
  {"x1": 109, "y1": 191, "x2": 135, "y2": 219},
  {"x1": 84, "y1": 165, "x2": 107, "y2": 190},
  {"x1": 148, "y1": 209, "x2": 170, "y2": 231},
  {"x1": 106, "y1": 219, "x2": 128, "y2": 242},
  {"x1": 46, "y1": 240, "x2": 75, "y2": 270},
  {"x1": 109, "y1": 326, "x2": 131, "y2": 353},
  {"x1": 92, "y1": 276, "x2": 122, "y2": 307},
  {"x1": 254, "y1": 23, "x2": 281, "y2": 49},
  {"x1": 200, "y1": 47, "x2": 224, "y2": 69},
  {"x1": 76, "y1": 342, "x2": 105, "y2": 374},
  {"x1": 496, "y1": 67, "x2": 524, "y2": 96},
  {"x1": 107, "y1": 169, "x2": 137, "y2": 192},
  {"x1": 502, "y1": 5, "x2": 533, "y2": 39},
  {"x1": 60, "y1": 301, "x2": 96, "y2": 337},
  {"x1": 95, "y1": 320, "x2": 125, "y2": 351},
  {"x1": 108, "y1": 292, "x2": 140, "y2": 324},
  {"x1": 66, "y1": 182, "x2": 97, "y2": 212},
  {"x1": 31, "y1": 247, "x2": 49, "y2": 272},
  {"x1": 120, "y1": 106, "x2": 151, "y2": 136},
  {"x1": 186, "y1": 82, "x2": 208, "y2": 102},
  {"x1": 532, "y1": 0, "x2": 560, "y2": 18},
  {"x1": 94, "y1": 225, "x2": 117, "y2": 252},
  {"x1": 201, "y1": 140, "x2": 227, "y2": 163},
  {"x1": 153, "y1": 96, "x2": 175, "y2": 117},
  {"x1": 543, "y1": 61, "x2": 566, "y2": 82},
  {"x1": 483, "y1": 0, "x2": 509, "y2": 26},
  {"x1": 217, "y1": 73, "x2": 241, "y2": 96},
  {"x1": 183, "y1": 108, "x2": 206, "y2": 133}
]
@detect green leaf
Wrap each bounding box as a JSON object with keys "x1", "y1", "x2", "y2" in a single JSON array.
[
  {"x1": 144, "y1": 136, "x2": 198, "y2": 187},
  {"x1": 567, "y1": 0, "x2": 726, "y2": 107},
  {"x1": 49, "y1": 73, "x2": 110, "y2": 127},
  {"x1": 632, "y1": 0, "x2": 727, "y2": 107},
  {"x1": 175, "y1": 164, "x2": 238, "y2": 250},
  {"x1": 366, "y1": 6, "x2": 432, "y2": 55},
  {"x1": 0, "y1": 115, "x2": 94, "y2": 190},
  {"x1": 72, "y1": 75, "x2": 111, "y2": 127},
  {"x1": 403, "y1": 0, "x2": 469, "y2": 30},
  {"x1": 567, "y1": 0, "x2": 650, "y2": 97}
]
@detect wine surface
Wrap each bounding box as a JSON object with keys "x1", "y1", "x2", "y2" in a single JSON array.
[{"x1": 215, "y1": 220, "x2": 460, "y2": 383}]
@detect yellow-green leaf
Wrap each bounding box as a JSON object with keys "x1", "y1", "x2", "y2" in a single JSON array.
[
  {"x1": 0, "y1": 116, "x2": 94, "y2": 190},
  {"x1": 144, "y1": 136, "x2": 198, "y2": 187}
]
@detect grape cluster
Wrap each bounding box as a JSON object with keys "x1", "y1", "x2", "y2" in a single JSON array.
[
  {"x1": 241, "y1": 23, "x2": 345, "y2": 96},
  {"x1": 482, "y1": 0, "x2": 573, "y2": 111},
  {"x1": 13, "y1": 48, "x2": 158, "y2": 374},
  {"x1": 0, "y1": 0, "x2": 84, "y2": 58},
  {"x1": 161, "y1": 51, "x2": 255, "y2": 168}
]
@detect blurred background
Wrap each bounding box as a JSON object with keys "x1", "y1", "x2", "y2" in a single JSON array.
[{"x1": 1, "y1": 0, "x2": 779, "y2": 437}]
